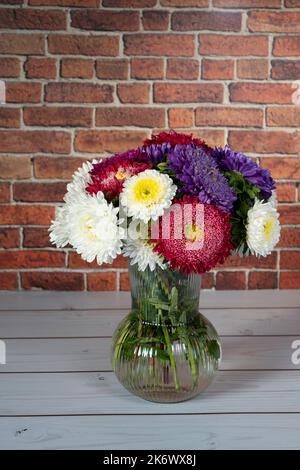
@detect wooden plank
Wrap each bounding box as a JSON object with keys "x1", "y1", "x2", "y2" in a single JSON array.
[
  {"x1": 1, "y1": 290, "x2": 299, "y2": 311},
  {"x1": 0, "y1": 371, "x2": 300, "y2": 416},
  {"x1": 1, "y1": 308, "x2": 300, "y2": 338},
  {"x1": 0, "y1": 336, "x2": 298, "y2": 372},
  {"x1": 1, "y1": 414, "x2": 300, "y2": 449}
]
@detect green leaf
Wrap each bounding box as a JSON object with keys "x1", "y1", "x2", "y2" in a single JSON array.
[{"x1": 207, "y1": 339, "x2": 221, "y2": 361}]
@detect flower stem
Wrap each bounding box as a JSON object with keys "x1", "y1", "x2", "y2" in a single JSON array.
[{"x1": 161, "y1": 322, "x2": 180, "y2": 391}]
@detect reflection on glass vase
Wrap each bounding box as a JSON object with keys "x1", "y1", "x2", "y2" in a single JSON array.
[{"x1": 111, "y1": 263, "x2": 221, "y2": 403}]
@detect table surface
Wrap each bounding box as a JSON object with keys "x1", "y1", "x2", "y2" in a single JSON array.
[{"x1": 0, "y1": 290, "x2": 300, "y2": 450}]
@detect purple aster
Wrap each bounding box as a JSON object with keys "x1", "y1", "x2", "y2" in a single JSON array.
[
  {"x1": 212, "y1": 145, "x2": 275, "y2": 200},
  {"x1": 168, "y1": 144, "x2": 237, "y2": 213},
  {"x1": 142, "y1": 142, "x2": 172, "y2": 165}
]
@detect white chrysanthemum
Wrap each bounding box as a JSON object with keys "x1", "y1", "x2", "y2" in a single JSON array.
[
  {"x1": 120, "y1": 169, "x2": 177, "y2": 223},
  {"x1": 123, "y1": 237, "x2": 166, "y2": 272},
  {"x1": 49, "y1": 205, "x2": 70, "y2": 248},
  {"x1": 66, "y1": 192, "x2": 125, "y2": 264},
  {"x1": 64, "y1": 159, "x2": 101, "y2": 204},
  {"x1": 246, "y1": 198, "x2": 280, "y2": 257}
]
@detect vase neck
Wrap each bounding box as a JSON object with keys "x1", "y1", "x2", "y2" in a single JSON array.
[{"x1": 128, "y1": 263, "x2": 201, "y2": 326}]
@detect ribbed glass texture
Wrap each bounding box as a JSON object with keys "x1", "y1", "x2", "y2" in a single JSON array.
[{"x1": 111, "y1": 264, "x2": 221, "y2": 403}]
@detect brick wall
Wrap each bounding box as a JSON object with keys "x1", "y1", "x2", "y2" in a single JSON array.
[{"x1": 0, "y1": 0, "x2": 299, "y2": 291}]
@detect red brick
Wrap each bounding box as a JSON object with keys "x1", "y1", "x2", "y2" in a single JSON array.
[
  {"x1": 201, "y1": 272, "x2": 214, "y2": 289},
  {"x1": 0, "y1": 57, "x2": 20, "y2": 77},
  {"x1": 33, "y1": 156, "x2": 87, "y2": 179},
  {"x1": 0, "y1": 272, "x2": 18, "y2": 290},
  {"x1": 0, "y1": 8, "x2": 66, "y2": 30},
  {"x1": 68, "y1": 252, "x2": 127, "y2": 269},
  {"x1": 278, "y1": 205, "x2": 300, "y2": 225},
  {"x1": 6, "y1": 82, "x2": 41, "y2": 103},
  {"x1": 229, "y1": 131, "x2": 300, "y2": 154},
  {"x1": 0, "y1": 156, "x2": 32, "y2": 179},
  {"x1": 237, "y1": 59, "x2": 269, "y2": 80},
  {"x1": 142, "y1": 10, "x2": 169, "y2": 31},
  {"x1": 161, "y1": 0, "x2": 208, "y2": 5},
  {"x1": 74, "y1": 130, "x2": 147, "y2": 153},
  {"x1": 61, "y1": 58, "x2": 94, "y2": 79},
  {"x1": 29, "y1": 0, "x2": 98, "y2": 5},
  {"x1": 281, "y1": 251, "x2": 300, "y2": 269},
  {"x1": 216, "y1": 271, "x2": 246, "y2": 290},
  {"x1": 0, "y1": 250, "x2": 65, "y2": 269},
  {"x1": 172, "y1": 11, "x2": 241, "y2": 32},
  {"x1": 248, "y1": 11, "x2": 300, "y2": 33},
  {"x1": 267, "y1": 107, "x2": 300, "y2": 127},
  {"x1": 13, "y1": 182, "x2": 67, "y2": 202},
  {"x1": 276, "y1": 183, "x2": 296, "y2": 202},
  {"x1": 278, "y1": 227, "x2": 300, "y2": 248},
  {"x1": 273, "y1": 37, "x2": 300, "y2": 57},
  {"x1": 0, "y1": 33, "x2": 44, "y2": 55},
  {"x1": 154, "y1": 83, "x2": 223, "y2": 103},
  {"x1": 199, "y1": 34, "x2": 268, "y2": 56},
  {"x1": 213, "y1": 0, "x2": 281, "y2": 6},
  {"x1": 131, "y1": 58, "x2": 164, "y2": 80},
  {"x1": 166, "y1": 59, "x2": 199, "y2": 80},
  {"x1": 280, "y1": 271, "x2": 300, "y2": 289},
  {"x1": 96, "y1": 107, "x2": 165, "y2": 128},
  {"x1": 23, "y1": 228, "x2": 52, "y2": 248},
  {"x1": 23, "y1": 107, "x2": 93, "y2": 127},
  {"x1": 21, "y1": 272, "x2": 84, "y2": 290},
  {"x1": 71, "y1": 10, "x2": 138, "y2": 31},
  {"x1": 192, "y1": 129, "x2": 225, "y2": 147},
  {"x1": 103, "y1": 0, "x2": 156, "y2": 5},
  {"x1": 0, "y1": 131, "x2": 71, "y2": 154},
  {"x1": 230, "y1": 83, "x2": 292, "y2": 104},
  {"x1": 271, "y1": 60, "x2": 300, "y2": 80},
  {"x1": 249, "y1": 271, "x2": 277, "y2": 289},
  {"x1": 0, "y1": 228, "x2": 19, "y2": 248},
  {"x1": 202, "y1": 59, "x2": 234, "y2": 80},
  {"x1": 196, "y1": 107, "x2": 263, "y2": 127},
  {"x1": 120, "y1": 271, "x2": 129, "y2": 291},
  {"x1": 221, "y1": 252, "x2": 277, "y2": 269},
  {"x1": 45, "y1": 83, "x2": 113, "y2": 103},
  {"x1": 260, "y1": 157, "x2": 300, "y2": 180},
  {"x1": 0, "y1": 108, "x2": 20, "y2": 128},
  {"x1": 87, "y1": 272, "x2": 117, "y2": 291},
  {"x1": 285, "y1": 0, "x2": 300, "y2": 5},
  {"x1": 117, "y1": 83, "x2": 150, "y2": 104},
  {"x1": 0, "y1": 182, "x2": 10, "y2": 202},
  {"x1": 96, "y1": 59, "x2": 128, "y2": 80},
  {"x1": 124, "y1": 34, "x2": 195, "y2": 57},
  {"x1": 0, "y1": 205, "x2": 54, "y2": 225},
  {"x1": 168, "y1": 108, "x2": 194, "y2": 128},
  {"x1": 48, "y1": 34, "x2": 119, "y2": 56},
  {"x1": 24, "y1": 57, "x2": 56, "y2": 79}
]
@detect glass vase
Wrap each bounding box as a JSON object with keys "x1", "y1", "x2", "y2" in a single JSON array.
[{"x1": 111, "y1": 264, "x2": 221, "y2": 403}]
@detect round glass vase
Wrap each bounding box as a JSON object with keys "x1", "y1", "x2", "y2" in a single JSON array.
[{"x1": 111, "y1": 264, "x2": 221, "y2": 403}]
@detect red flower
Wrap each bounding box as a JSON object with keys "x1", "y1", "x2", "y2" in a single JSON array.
[
  {"x1": 86, "y1": 149, "x2": 151, "y2": 202},
  {"x1": 151, "y1": 197, "x2": 233, "y2": 274},
  {"x1": 144, "y1": 130, "x2": 206, "y2": 148}
]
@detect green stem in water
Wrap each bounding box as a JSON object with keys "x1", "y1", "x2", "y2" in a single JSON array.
[{"x1": 160, "y1": 314, "x2": 180, "y2": 391}]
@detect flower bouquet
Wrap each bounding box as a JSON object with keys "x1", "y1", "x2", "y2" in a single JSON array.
[{"x1": 50, "y1": 131, "x2": 280, "y2": 403}]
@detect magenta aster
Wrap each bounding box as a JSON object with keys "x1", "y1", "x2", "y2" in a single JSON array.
[
  {"x1": 86, "y1": 149, "x2": 151, "y2": 201},
  {"x1": 151, "y1": 197, "x2": 233, "y2": 274}
]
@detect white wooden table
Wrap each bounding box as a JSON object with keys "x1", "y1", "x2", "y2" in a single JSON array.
[{"x1": 0, "y1": 290, "x2": 299, "y2": 450}]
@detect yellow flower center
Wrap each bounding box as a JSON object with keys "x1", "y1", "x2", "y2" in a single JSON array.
[
  {"x1": 132, "y1": 177, "x2": 162, "y2": 205},
  {"x1": 263, "y1": 218, "x2": 274, "y2": 241},
  {"x1": 82, "y1": 216, "x2": 97, "y2": 241},
  {"x1": 115, "y1": 168, "x2": 127, "y2": 181},
  {"x1": 185, "y1": 223, "x2": 204, "y2": 242}
]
